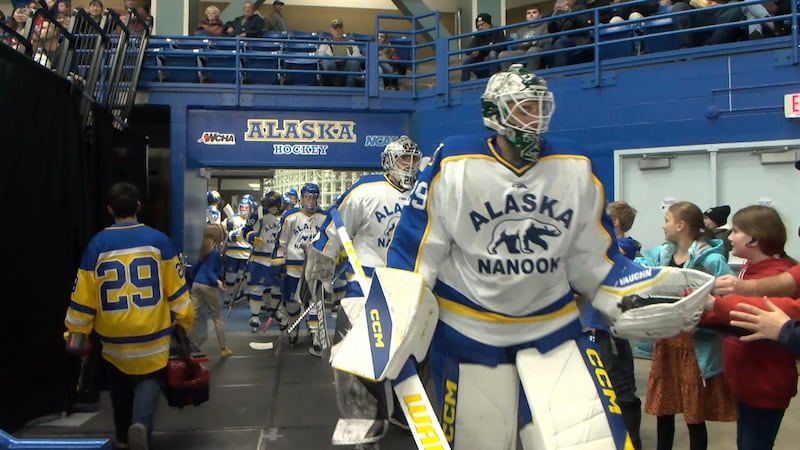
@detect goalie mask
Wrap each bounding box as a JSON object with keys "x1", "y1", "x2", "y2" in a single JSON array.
[
  {"x1": 481, "y1": 64, "x2": 555, "y2": 162},
  {"x1": 381, "y1": 135, "x2": 422, "y2": 189},
  {"x1": 300, "y1": 182, "x2": 320, "y2": 213}
]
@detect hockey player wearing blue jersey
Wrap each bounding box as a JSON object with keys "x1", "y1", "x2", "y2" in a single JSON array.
[
  {"x1": 64, "y1": 182, "x2": 194, "y2": 450},
  {"x1": 375, "y1": 64, "x2": 709, "y2": 450},
  {"x1": 311, "y1": 136, "x2": 421, "y2": 448}
]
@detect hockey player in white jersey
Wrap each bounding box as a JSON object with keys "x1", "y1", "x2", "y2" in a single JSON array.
[
  {"x1": 310, "y1": 136, "x2": 421, "y2": 448},
  {"x1": 364, "y1": 65, "x2": 714, "y2": 450},
  {"x1": 271, "y1": 183, "x2": 328, "y2": 347},
  {"x1": 242, "y1": 191, "x2": 284, "y2": 331},
  {"x1": 223, "y1": 195, "x2": 255, "y2": 305}
]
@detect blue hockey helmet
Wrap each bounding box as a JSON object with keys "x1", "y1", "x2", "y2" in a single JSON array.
[
  {"x1": 300, "y1": 183, "x2": 320, "y2": 213},
  {"x1": 239, "y1": 194, "x2": 255, "y2": 216},
  {"x1": 207, "y1": 190, "x2": 221, "y2": 204},
  {"x1": 286, "y1": 187, "x2": 298, "y2": 199}
]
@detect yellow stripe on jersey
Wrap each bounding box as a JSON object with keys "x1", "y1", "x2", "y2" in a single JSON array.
[{"x1": 436, "y1": 296, "x2": 577, "y2": 324}]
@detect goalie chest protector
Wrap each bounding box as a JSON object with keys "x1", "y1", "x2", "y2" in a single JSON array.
[{"x1": 165, "y1": 355, "x2": 210, "y2": 407}]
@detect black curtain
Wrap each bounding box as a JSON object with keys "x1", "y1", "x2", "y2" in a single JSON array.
[{"x1": 0, "y1": 45, "x2": 112, "y2": 431}]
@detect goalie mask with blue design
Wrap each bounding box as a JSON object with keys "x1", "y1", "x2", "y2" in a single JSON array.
[
  {"x1": 481, "y1": 64, "x2": 555, "y2": 162},
  {"x1": 381, "y1": 135, "x2": 422, "y2": 189}
]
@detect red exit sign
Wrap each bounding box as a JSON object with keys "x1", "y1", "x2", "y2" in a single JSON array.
[{"x1": 784, "y1": 93, "x2": 800, "y2": 118}]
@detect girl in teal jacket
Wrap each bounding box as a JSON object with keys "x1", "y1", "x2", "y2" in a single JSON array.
[{"x1": 636, "y1": 201, "x2": 735, "y2": 450}]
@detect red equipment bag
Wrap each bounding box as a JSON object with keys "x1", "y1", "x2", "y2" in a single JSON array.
[{"x1": 165, "y1": 326, "x2": 210, "y2": 408}]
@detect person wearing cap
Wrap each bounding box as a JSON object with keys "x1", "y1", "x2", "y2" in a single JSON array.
[
  {"x1": 266, "y1": 0, "x2": 287, "y2": 32},
  {"x1": 224, "y1": 1, "x2": 265, "y2": 38},
  {"x1": 704, "y1": 204, "x2": 732, "y2": 259},
  {"x1": 316, "y1": 18, "x2": 363, "y2": 87},
  {"x1": 460, "y1": 13, "x2": 506, "y2": 81}
]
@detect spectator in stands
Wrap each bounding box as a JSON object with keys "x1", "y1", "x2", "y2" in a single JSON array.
[
  {"x1": 117, "y1": 0, "x2": 150, "y2": 33},
  {"x1": 224, "y1": 1, "x2": 265, "y2": 38},
  {"x1": 607, "y1": 0, "x2": 660, "y2": 22},
  {"x1": 11, "y1": 6, "x2": 28, "y2": 32},
  {"x1": 543, "y1": 0, "x2": 593, "y2": 67},
  {"x1": 316, "y1": 18, "x2": 362, "y2": 87},
  {"x1": 195, "y1": 4, "x2": 224, "y2": 36},
  {"x1": 55, "y1": 0, "x2": 69, "y2": 15},
  {"x1": 55, "y1": 10, "x2": 70, "y2": 27},
  {"x1": 266, "y1": 0, "x2": 287, "y2": 32},
  {"x1": 377, "y1": 31, "x2": 405, "y2": 89},
  {"x1": 87, "y1": 0, "x2": 103, "y2": 23},
  {"x1": 670, "y1": 0, "x2": 743, "y2": 48},
  {"x1": 498, "y1": 5, "x2": 550, "y2": 71},
  {"x1": 32, "y1": 19, "x2": 59, "y2": 68},
  {"x1": 739, "y1": 1, "x2": 775, "y2": 39},
  {"x1": 460, "y1": 13, "x2": 506, "y2": 81}
]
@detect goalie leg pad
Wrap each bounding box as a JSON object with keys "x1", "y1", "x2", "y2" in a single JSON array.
[
  {"x1": 431, "y1": 358, "x2": 518, "y2": 450},
  {"x1": 331, "y1": 370, "x2": 392, "y2": 444},
  {"x1": 516, "y1": 337, "x2": 632, "y2": 450}
]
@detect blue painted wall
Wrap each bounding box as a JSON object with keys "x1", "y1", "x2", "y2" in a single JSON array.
[{"x1": 140, "y1": 40, "x2": 800, "y2": 254}]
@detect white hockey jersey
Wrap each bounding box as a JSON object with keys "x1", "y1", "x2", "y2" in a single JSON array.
[
  {"x1": 314, "y1": 173, "x2": 411, "y2": 278},
  {"x1": 386, "y1": 134, "x2": 621, "y2": 348},
  {"x1": 247, "y1": 212, "x2": 282, "y2": 267},
  {"x1": 273, "y1": 207, "x2": 328, "y2": 277}
]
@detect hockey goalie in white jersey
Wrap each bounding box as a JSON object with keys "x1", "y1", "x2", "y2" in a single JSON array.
[
  {"x1": 311, "y1": 136, "x2": 422, "y2": 448},
  {"x1": 330, "y1": 65, "x2": 715, "y2": 450}
]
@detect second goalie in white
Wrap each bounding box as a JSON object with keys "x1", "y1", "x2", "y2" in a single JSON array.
[{"x1": 311, "y1": 136, "x2": 422, "y2": 448}]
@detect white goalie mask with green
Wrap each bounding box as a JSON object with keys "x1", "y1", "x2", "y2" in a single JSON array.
[
  {"x1": 481, "y1": 64, "x2": 555, "y2": 162},
  {"x1": 381, "y1": 135, "x2": 422, "y2": 189}
]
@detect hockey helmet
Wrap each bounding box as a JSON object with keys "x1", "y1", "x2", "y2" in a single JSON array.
[
  {"x1": 300, "y1": 182, "x2": 320, "y2": 213},
  {"x1": 381, "y1": 135, "x2": 422, "y2": 189},
  {"x1": 261, "y1": 190, "x2": 282, "y2": 210},
  {"x1": 207, "y1": 190, "x2": 221, "y2": 204},
  {"x1": 481, "y1": 64, "x2": 555, "y2": 162}
]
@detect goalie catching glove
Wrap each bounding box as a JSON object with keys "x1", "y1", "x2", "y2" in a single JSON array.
[{"x1": 591, "y1": 257, "x2": 715, "y2": 340}]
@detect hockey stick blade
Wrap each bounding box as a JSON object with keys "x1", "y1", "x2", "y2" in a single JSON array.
[{"x1": 248, "y1": 341, "x2": 274, "y2": 350}]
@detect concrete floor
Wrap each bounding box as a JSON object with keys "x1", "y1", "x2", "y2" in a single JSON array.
[{"x1": 14, "y1": 303, "x2": 800, "y2": 449}]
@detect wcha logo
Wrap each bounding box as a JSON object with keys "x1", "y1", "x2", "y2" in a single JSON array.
[
  {"x1": 197, "y1": 132, "x2": 235, "y2": 145},
  {"x1": 486, "y1": 218, "x2": 561, "y2": 255}
]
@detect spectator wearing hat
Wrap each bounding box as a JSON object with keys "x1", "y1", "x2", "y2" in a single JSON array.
[
  {"x1": 316, "y1": 18, "x2": 362, "y2": 87},
  {"x1": 224, "y1": 1, "x2": 265, "y2": 38},
  {"x1": 266, "y1": 0, "x2": 287, "y2": 32},
  {"x1": 460, "y1": 13, "x2": 506, "y2": 81},
  {"x1": 704, "y1": 205, "x2": 732, "y2": 259}
]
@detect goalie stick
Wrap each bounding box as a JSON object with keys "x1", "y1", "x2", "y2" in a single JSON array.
[{"x1": 328, "y1": 208, "x2": 451, "y2": 450}]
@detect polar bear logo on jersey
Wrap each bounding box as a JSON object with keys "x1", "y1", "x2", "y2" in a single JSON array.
[
  {"x1": 383, "y1": 215, "x2": 401, "y2": 237},
  {"x1": 487, "y1": 218, "x2": 561, "y2": 254}
]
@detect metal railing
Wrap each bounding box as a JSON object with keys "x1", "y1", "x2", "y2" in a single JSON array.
[{"x1": 0, "y1": 5, "x2": 151, "y2": 130}]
